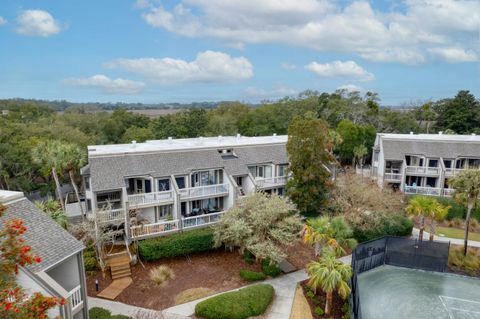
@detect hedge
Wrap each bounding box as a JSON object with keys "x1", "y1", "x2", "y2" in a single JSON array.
[
  {"x1": 435, "y1": 197, "x2": 480, "y2": 221},
  {"x1": 239, "y1": 269, "x2": 266, "y2": 281},
  {"x1": 350, "y1": 212, "x2": 413, "y2": 243},
  {"x1": 89, "y1": 307, "x2": 131, "y2": 319},
  {"x1": 195, "y1": 284, "x2": 274, "y2": 319},
  {"x1": 261, "y1": 258, "x2": 282, "y2": 277},
  {"x1": 139, "y1": 228, "x2": 214, "y2": 261}
]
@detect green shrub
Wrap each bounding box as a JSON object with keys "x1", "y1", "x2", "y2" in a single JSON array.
[
  {"x1": 341, "y1": 302, "x2": 350, "y2": 314},
  {"x1": 139, "y1": 228, "x2": 214, "y2": 261},
  {"x1": 84, "y1": 249, "x2": 96, "y2": 258},
  {"x1": 261, "y1": 259, "x2": 282, "y2": 277},
  {"x1": 242, "y1": 250, "x2": 255, "y2": 264},
  {"x1": 239, "y1": 269, "x2": 266, "y2": 281},
  {"x1": 435, "y1": 197, "x2": 480, "y2": 222},
  {"x1": 195, "y1": 284, "x2": 274, "y2": 319},
  {"x1": 84, "y1": 256, "x2": 98, "y2": 271},
  {"x1": 306, "y1": 290, "x2": 315, "y2": 299},
  {"x1": 89, "y1": 307, "x2": 112, "y2": 319},
  {"x1": 314, "y1": 307, "x2": 324, "y2": 316},
  {"x1": 349, "y1": 212, "x2": 413, "y2": 243},
  {"x1": 110, "y1": 315, "x2": 131, "y2": 319}
]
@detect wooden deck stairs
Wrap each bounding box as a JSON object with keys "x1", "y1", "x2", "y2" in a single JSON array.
[{"x1": 107, "y1": 252, "x2": 132, "y2": 280}]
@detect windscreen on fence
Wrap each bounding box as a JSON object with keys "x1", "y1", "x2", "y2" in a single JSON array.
[{"x1": 350, "y1": 236, "x2": 450, "y2": 319}]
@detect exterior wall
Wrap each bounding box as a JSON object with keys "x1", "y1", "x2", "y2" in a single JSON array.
[
  {"x1": 46, "y1": 254, "x2": 81, "y2": 292},
  {"x1": 138, "y1": 206, "x2": 156, "y2": 223},
  {"x1": 243, "y1": 174, "x2": 256, "y2": 195}
]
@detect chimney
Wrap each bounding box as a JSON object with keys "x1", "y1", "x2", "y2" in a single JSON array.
[
  {"x1": 410, "y1": 132, "x2": 414, "y2": 135},
  {"x1": 439, "y1": 131, "x2": 443, "y2": 135}
]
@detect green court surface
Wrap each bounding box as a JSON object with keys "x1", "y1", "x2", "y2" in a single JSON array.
[{"x1": 358, "y1": 265, "x2": 480, "y2": 319}]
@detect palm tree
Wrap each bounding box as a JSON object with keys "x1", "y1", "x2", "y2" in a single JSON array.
[
  {"x1": 405, "y1": 195, "x2": 437, "y2": 241},
  {"x1": 58, "y1": 143, "x2": 87, "y2": 220},
  {"x1": 307, "y1": 249, "x2": 352, "y2": 315},
  {"x1": 425, "y1": 201, "x2": 450, "y2": 241},
  {"x1": 35, "y1": 199, "x2": 68, "y2": 229},
  {"x1": 450, "y1": 169, "x2": 480, "y2": 255},
  {"x1": 32, "y1": 140, "x2": 66, "y2": 211},
  {"x1": 303, "y1": 216, "x2": 356, "y2": 257}
]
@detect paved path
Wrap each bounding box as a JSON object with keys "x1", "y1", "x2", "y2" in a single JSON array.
[
  {"x1": 412, "y1": 227, "x2": 480, "y2": 247},
  {"x1": 163, "y1": 269, "x2": 309, "y2": 319},
  {"x1": 88, "y1": 297, "x2": 166, "y2": 318}
]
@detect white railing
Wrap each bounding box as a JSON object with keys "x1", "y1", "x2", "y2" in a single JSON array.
[
  {"x1": 443, "y1": 188, "x2": 455, "y2": 197},
  {"x1": 127, "y1": 190, "x2": 174, "y2": 208},
  {"x1": 95, "y1": 208, "x2": 125, "y2": 224},
  {"x1": 405, "y1": 166, "x2": 440, "y2": 175},
  {"x1": 404, "y1": 186, "x2": 442, "y2": 196},
  {"x1": 179, "y1": 184, "x2": 229, "y2": 199},
  {"x1": 384, "y1": 173, "x2": 402, "y2": 181},
  {"x1": 130, "y1": 219, "x2": 179, "y2": 239},
  {"x1": 68, "y1": 285, "x2": 83, "y2": 312},
  {"x1": 255, "y1": 176, "x2": 288, "y2": 188},
  {"x1": 182, "y1": 211, "x2": 226, "y2": 230}
]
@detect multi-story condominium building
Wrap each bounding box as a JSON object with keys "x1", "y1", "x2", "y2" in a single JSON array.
[
  {"x1": 0, "y1": 190, "x2": 88, "y2": 319},
  {"x1": 80, "y1": 135, "x2": 289, "y2": 241},
  {"x1": 371, "y1": 133, "x2": 480, "y2": 197}
]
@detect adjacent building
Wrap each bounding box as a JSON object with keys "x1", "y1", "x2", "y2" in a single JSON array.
[
  {"x1": 371, "y1": 133, "x2": 480, "y2": 196},
  {"x1": 0, "y1": 190, "x2": 88, "y2": 319},
  {"x1": 80, "y1": 135, "x2": 289, "y2": 241}
]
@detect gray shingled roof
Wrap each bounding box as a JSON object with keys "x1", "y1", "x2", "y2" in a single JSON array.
[
  {"x1": 89, "y1": 144, "x2": 288, "y2": 191},
  {"x1": 1, "y1": 198, "x2": 84, "y2": 273},
  {"x1": 382, "y1": 139, "x2": 480, "y2": 160}
]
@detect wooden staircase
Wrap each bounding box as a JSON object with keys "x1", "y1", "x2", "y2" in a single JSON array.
[{"x1": 107, "y1": 252, "x2": 132, "y2": 280}]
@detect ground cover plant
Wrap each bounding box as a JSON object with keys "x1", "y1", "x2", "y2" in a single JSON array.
[
  {"x1": 195, "y1": 284, "x2": 274, "y2": 319},
  {"x1": 448, "y1": 245, "x2": 480, "y2": 276},
  {"x1": 149, "y1": 265, "x2": 175, "y2": 286},
  {"x1": 239, "y1": 269, "x2": 266, "y2": 281}
]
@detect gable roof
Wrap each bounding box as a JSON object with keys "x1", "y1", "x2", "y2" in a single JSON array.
[
  {"x1": 88, "y1": 144, "x2": 288, "y2": 191},
  {"x1": 0, "y1": 194, "x2": 84, "y2": 273}
]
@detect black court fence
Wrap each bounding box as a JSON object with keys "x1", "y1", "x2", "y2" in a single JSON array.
[{"x1": 350, "y1": 236, "x2": 450, "y2": 319}]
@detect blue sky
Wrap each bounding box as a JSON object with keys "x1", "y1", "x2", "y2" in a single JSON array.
[{"x1": 0, "y1": 0, "x2": 478, "y2": 105}]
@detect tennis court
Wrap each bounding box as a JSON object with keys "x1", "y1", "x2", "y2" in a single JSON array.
[{"x1": 358, "y1": 265, "x2": 480, "y2": 319}]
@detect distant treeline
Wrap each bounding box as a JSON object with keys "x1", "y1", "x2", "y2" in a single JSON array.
[{"x1": 0, "y1": 89, "x2": 478, "y2": 194}]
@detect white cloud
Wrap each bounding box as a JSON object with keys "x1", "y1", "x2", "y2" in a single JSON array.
[
  {"x1": 280, "y1": 62, "x2": 297, "y2": 70},
  {"x1": 105, "y1": 50, "x2": 253, "y2": 84},
  {"x1": 137, "y1": 0, "x2": 480, "y2": 64},
  {"x1": 337, "y1": 84, "x2": 365, "y2": 93},
  {"x1": 16, "y1": 10, "x2": 61, "y2": 37},
  {"x1": 429, "y1": 47, "x2": 479, "y2": 63},
  {"x1": 0, "y1": 17, "x2": 6, "y2": 26},
  {"x1": 244, "y1": 85, "x2": 297, "y2": 98},
  {"x1": 306, "y1": 60, "x2": 374, "y2": 81},
  {"x1": 63, "y1": 75, "x2": 145, "y2": 94}
]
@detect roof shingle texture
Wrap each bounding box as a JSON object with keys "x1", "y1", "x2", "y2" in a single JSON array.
[
  {"x1": 1, "y1": 198, "x2": 84, "y2": 273},
  {"x1": 89, "y1": 144, "x2": 288, "y2": 191},
  {"x1": 382, "y1": 139, "x2": 480, "y2": 160}
]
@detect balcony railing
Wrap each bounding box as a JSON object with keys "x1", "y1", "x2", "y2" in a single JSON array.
[
  {"x1": 405, "y1": 166, "x2": 440, "y2": 175},
  {"x1": 179, "y1": 184, "x2": 229, "y2": 199},
  {"x1": 68, "y1": 285, "x2": 83, "y2": 313},
  {"x1": 182, "y1": 211, "x2": 226, "y2": 230},
  {"x1": 130, "y1": 219, "x2": 179, "y2": 239},
  {"x1": 384, "y1": 173, "x2": 402, "y2": 181},
  {"x1": 443, "y1": 188, "x2": 455, "y2": 197},
  {"x1": 127, "y1": 190, "x2": 174, "y2": 208},
  {"x1": 404, "y1": 186, "x2": 442, "y2": 196},
  {"x1": 255, "y1": 176, "x2": 288, "y2": 189},
  {"x1": 95, "y1": 208, "x2": 125, "y2": 224}
]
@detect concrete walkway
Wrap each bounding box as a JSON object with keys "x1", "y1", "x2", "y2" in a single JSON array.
[
  {"x1": 163, "y1": 269, "x2": 309, "y2": 319},
  {"x1": 412, "y1": 227, "x2": 480, "y2": 247},
  {"x1": 88, "y1": 297, "x2": 166, "y2": 318}
]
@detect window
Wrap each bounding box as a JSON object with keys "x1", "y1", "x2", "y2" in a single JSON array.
[
  {"x1": 176, "y1": 176, "x2": 186, "y2": 189},
  {"x1": 86, "y1": 199, "x2": 92, "y2": 212},
  {"x1": 428, "y1": 159, "x2": 438, "y2": 168},
  {"x1": 84, "y1": 177, "x2": 90, "y2": 190},
  {"x1": 248, "y1": 165, "x2": 273, "y2": 178},
  {"x1": 157, "y1": 178, "x2": 170, "y2": 191},
  {"x1": 443, "y1": 159, "x2": 452, "y2": 169},
  {"x1": 277, "y1": 188, "x2": 284, "y2": 196},
  {"x1": 373, "y1": 151, "x2": 379, "y2": 162},
  {"x1": 156, "y1": 205, "x2": 172, "y2": 221},
  {"x1": 426, "y1": 177, "x2": 437, "y2": 187},
  {"x1": 278, "y1": 165, "x2": 287, "y2": 177}
]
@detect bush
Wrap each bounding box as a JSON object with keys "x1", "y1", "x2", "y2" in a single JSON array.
[
  {"x1": 315, "y1": 307, "x2": 324, "y2": 316},
  {"x1": 111, "y1": 316, "x2": 131, "y2": 319},
  {"x1": 239, "y1": 269, "x2": 266, "y2": 282},
  {"x1": 348, "y1": 212, "x2": 413, "y2": 243},
  {"x1": 84, "y1": 256, "x2": 98, "y2": 271},
  {"x1": 89, "y1": 307, "x2": 112, "y2": 319},
  {"x1": 436, "y1": 197, "x2": 480, "y2": 222},
  {"x1": 195, "y1": 284, "x2": 274, "y2": 319},
  {"x1": 449, "y1": 246, "x2": 480, "y2": 276},
  {"x1": 149, "y1": 265, "x2": 175, "y2": 286},
  {"x1": 261, "y1": 258, "x2": 282, "y2": 277},
  {"x1": 242, "y1": 250, "x2": 255, "y2": 264},
  {"x1": 139, "y1": 228, "x2": 214, "y2": 261}
]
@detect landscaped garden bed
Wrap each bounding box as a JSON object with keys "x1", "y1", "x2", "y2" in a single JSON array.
[
  {"x1": 300, "y1": 280, "x2": 349, "y2": 319},
  {"x1": 86, "y1": 240, "x2": 314, "y2": 310}
]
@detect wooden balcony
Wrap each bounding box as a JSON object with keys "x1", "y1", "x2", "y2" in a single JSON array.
[
  {"x1": 95, "y1": 208, "x2": 125, "y2": 224},
  {"x1": 405, "y1": 166, "x2": 440, "y2": 175},
  {"x1": 130, "y1": 220, "x2": 179, "y2": 240},
  {"x1": 384, "y1": 173, "x2": 402, "y2": 181},
  {"x1": 178, "y1": 184, "x2": 229, "y2": 200},
  {"x1": 255, "y1": 176, "x2": 288, "y2": 189},
  {"x1": 182, "y1": 211, "x2": 225, "y2": 230},
  {"x1": 404, "y1": 186, "x2": 442, "y2": 196},
  {"x1": 127, "y1": 190, "x2": 174, "y2": 208}
]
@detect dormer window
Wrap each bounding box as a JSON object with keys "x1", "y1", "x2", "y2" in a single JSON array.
[{"x1": 218, "y1": 148, "x2": 237, "y2": 159}]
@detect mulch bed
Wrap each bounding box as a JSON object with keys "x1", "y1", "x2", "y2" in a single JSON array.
[
  {"x1": 86, "y1": 241, "x2": 315, "y2": 311},
  {"x1": 300, "y1": 280, "x2": 348, "y2": 319}
]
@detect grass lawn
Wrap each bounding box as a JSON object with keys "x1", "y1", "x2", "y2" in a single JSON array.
[{"x1": 435, "y1": 226, "x2": 480, "y2": 242}]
